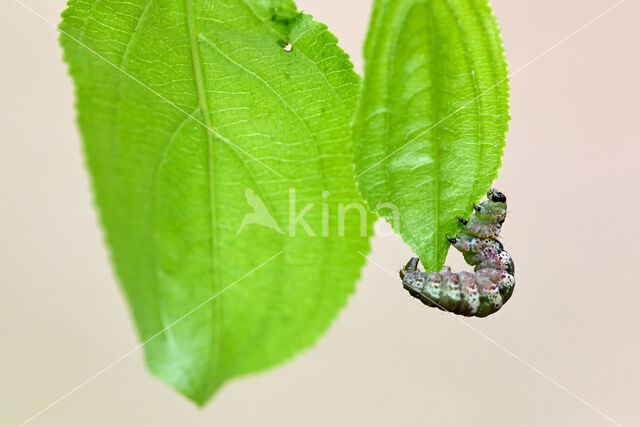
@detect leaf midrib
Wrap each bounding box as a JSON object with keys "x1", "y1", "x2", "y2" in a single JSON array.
[
  {"x1": 184, "y1": 0, "x2": 222, "y2": 382},
  {"x1": 465, "y1": 0, "x2": 506, "y2": 199},
  {"x1": 445, "y1": 0, "x2": 484, "y2": 216},
  {"x1": 428, "y1": 0, "x2": 441, "y2": 268}
]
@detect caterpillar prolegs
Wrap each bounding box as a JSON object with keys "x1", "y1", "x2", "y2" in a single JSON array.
[{"x1": 399, "y1": 189, "x2": 515, "y2": 318}]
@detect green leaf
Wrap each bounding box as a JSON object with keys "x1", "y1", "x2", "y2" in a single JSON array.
[
  {"x1": 353, "y1": 0, "x2": 510, "y2": 271},
  {"x1": 60, "y1": 0, "x2": 371, "y2": 404}
]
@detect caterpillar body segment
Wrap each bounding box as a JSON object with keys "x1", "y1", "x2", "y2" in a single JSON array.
[{"x1": 399, "y1": 189, "x2": 515, "y2": 318}]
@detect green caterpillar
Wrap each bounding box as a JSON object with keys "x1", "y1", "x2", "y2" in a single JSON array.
[{"x1": 399, "y1": 189, "x2": 515, "y2": 318}]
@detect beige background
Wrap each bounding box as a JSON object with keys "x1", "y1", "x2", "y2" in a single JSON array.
[{"x1": 2, "y1": 0, "x2": 639, "y2": 426}]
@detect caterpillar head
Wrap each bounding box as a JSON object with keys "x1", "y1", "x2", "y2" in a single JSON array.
[{"x1": 474, "y1": 189, "x2": 507, "y2": 223}]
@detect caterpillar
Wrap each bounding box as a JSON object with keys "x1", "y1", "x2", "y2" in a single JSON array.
[{"x1": 399, "y1": 189, "x2": 515, "y2": 318}]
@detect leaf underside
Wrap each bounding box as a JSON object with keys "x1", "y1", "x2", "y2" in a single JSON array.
[
  {"x1": 60, "y1": 0, "x2": 371, "y2": 404},
  {"x1": 353, "y1": 0, "x2": 510, "y2": 271}
]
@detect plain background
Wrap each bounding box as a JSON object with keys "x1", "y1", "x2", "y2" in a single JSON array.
[{"x1": 2, "y1": 0, "x2": 639, "y2": 425}]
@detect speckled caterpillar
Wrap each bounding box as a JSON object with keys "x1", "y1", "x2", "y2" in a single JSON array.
[{"x1": 399, "y1": 189, "x2": 515, "y2": 318}]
